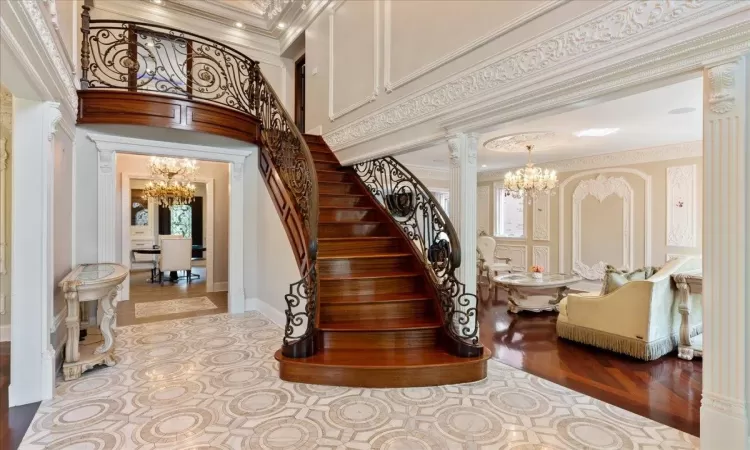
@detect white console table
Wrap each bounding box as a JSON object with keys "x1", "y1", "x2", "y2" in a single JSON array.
[{"x1": 59, "y1": 263, "x2": 128, "y2": 380}]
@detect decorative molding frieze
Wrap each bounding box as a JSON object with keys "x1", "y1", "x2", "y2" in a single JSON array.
[
  {"x1": 477, "y1": 185, "x2": 490, "y2": 236},
  {"x1": 495, "y1": 243, "x2": 527, "y2": 272},
  {"x1": 19, "y1": 0, "x2": 77, "y2": 110},
  {"x1": 328, "y1": 0, "x2": 380, "y2": 121},
  {"x1": 532, "y1": 191, "x2": 550, "y2": 241},
  {"x1": 666, "y1": 164, "x2": 697, "y2": 248},
  {"x1": 707, "y1": 61, "x2": 738, "y2": 114},
  {"x1": 702, "y1": 392, "x2": 748, "y2": 417},
  {"x1": 572, "y1": 175, "x2": 634, "y2": 280},
  {"x1": 532, "y1": 245, "x2": 550, "y2": 269},
  {"x1": 479, "y1": 141, "x2": 702, "y2": 181},
  {"x1": 382, "y1": 0, "x2": 565, "y2": 93},
  {"x1": 324, "y1": 0, "x2": 734, "y2": 150}
]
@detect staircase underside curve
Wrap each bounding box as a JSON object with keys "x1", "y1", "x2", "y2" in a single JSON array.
[{"x1": 267, "y1": 135, "x2": 490, "y2": 388}]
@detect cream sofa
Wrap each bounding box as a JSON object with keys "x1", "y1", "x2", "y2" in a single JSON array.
[{"x1": 556, "y1": 256, "x2": 702, "y2": 361}]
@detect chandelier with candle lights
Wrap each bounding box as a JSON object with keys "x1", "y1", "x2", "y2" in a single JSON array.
[
  {"x1": 143, "y1": 157, "x2": 198, "y2": 207},
  {"x1": 503, "y1": 145, "x2": 557, "y2": 203}
]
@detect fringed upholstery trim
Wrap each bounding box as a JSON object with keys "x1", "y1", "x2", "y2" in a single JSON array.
[{"x1": 556, "y1": 321, "x2": 702, "y2": 361}]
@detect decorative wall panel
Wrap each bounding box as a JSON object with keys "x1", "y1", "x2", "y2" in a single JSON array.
[
  {"x1": 572, "y1": 175, "x2": 634, "y2": 281},
  {"x1": 666, "y1": 164, "x2": 697, "y2": 247},
  {"x1": 477, "y1": 185, "x2": 490, "y2": 235},
  {"x1": 532, "y1": 246, "x2": 550, "y2": 270},
  {"x1": 532, "y1": 191, "x2": 550, "y2": 241},
  {"x1": 495, "y1": 243, "x2": 526, "y2": 272}
]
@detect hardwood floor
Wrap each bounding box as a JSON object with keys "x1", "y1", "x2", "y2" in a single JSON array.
[
  {"x1": 479, "y1": 284, "x2": 701, "y2": 436},
  {"x1": 117, "y1": 267, "x2": 227, "y2": 326}
]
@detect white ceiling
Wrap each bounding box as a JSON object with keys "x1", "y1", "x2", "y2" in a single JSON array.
[
  {"x1": 396, "y1": 76, "x2": 703, "y2": 172},
  {"x1": 142, "y1": 0, "x2": 308, "y2": 37}
]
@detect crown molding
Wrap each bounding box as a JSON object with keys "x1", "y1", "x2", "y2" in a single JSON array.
[
  {"x1": 478, "y1": 141, "x2": 702, "y2": 181},
  {"x1": 323, "y1": 0, "x2": 748, "y2": 151},
  {"x1": 86, "y1": 133, "x2": 253, "y2": 164},
  {"x1": 280, "y1": 0, "x2": 330, "y2": 54}
]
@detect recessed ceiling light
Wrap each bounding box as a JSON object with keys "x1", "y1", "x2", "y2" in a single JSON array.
[
  {"x1": 668, "y1": 107, "x2": 696, "y2": 115},
  {"x1": 151, "y1": 0, "x2": 162, "y2": 4},
  {"x1": 235, "y1": 22, "x2": 244, "y2": 28},
  {"x1": 481, "y1": 164, "x2": 487, "y2": 168},
  {"x1": 574, "y1": 128, "x2": 619, "y2": 137},
  {"x1": 277, "y1": 22, "x2": 287, "y2": 29}
]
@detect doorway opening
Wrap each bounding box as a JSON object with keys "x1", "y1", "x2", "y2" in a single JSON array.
[{"x1": 295, "y1": 54, "x2": 305, "y2": 131}]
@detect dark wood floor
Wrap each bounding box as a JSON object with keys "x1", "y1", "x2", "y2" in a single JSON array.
[{"x1": 479, "y1": 285, "x2": 701, "y2": 437}]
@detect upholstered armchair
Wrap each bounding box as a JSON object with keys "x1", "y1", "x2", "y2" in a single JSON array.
[
  {"x1": 556, "y1": 256, "x2": 702, "y2": 361},
  {"x1": 477, "y1": 235, "x2": 512, "y2": 292}
]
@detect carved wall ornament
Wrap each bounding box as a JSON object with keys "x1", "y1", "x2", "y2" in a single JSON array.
[
  {"x1": 467, "y1": 133, "x2": 479, "y2": 165},
  {"x1": 484, "y1": 132, "x2": 555, "y2": 152},
  {"x1": 532, "y1": 191, "x2": 550, "y2": 241},
  {"x1": 707, "y1": 61, "x2": 738, "y2": 114},
  {"x1": 572, "y1": 175, "x2": 634, "y2": 280},
  {"x1": 666, "y1": 164, "x2": 697, "y2": 247},
  {"x1": 324, "y1": 0, "x2": 719, "y2": 149},
  {"x1": 98, "y1": 148, "x2": 115, "y2": 174},
  {"x1": 232, "y1": 161, "x2": 245, "y2": 180},
  {"x1": 447, "y1": 135, "x2": 462, "y2": 168},
  {"x1": 532, "y1": 245, "x2": 550, "y2": 269}
]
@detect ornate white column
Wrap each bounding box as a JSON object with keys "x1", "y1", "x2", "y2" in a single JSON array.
[
  {"x1": 228, "y1": 160, "x2": 246, "y2": 314},
  {"x1": 701, "y1": 57, "x2": 749, "y2": 450},
  {"x1": 448, "y1": 132, "x2": 478, "y2": 294},
  {"x1": 96, "y1": 144, "x2": 116, "y2": 264}
]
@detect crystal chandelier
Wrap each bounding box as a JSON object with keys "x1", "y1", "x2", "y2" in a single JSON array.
[
  {"x1": 503, "y1": 145, "x2": 557, "y2": 203},
  {"x1": 143, "y1": 157, "x2": 198, "y2": 207}
]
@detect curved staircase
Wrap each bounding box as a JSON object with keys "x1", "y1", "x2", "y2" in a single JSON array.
[{"x1": 273, "y1": 135, "x2": 489, "y2": 388}]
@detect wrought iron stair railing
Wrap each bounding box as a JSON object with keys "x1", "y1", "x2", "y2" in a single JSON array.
[
  {"x1": 352, "y1": 157, "x2": 483, "y2": 357},
  {"x1": 79, "y1": 6, "x2": 319, "y2": 357}
]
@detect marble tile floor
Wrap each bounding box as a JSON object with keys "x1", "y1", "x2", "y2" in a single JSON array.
[
  {"x1": 134, "y1": 297, "x2": 217, "y2": 319},
  {"x1": 20, "y1": 313, "x2": 699, "y2": 450}
]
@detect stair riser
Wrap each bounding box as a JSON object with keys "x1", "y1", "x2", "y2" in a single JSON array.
[
  {"x1": 278, "y1": 358, "x2": 488, "y2": 388},
  {"x1": 318, "y1": 238, "x2": 402, "y2": 256},
  {"x1": 314, "y1": 161, "x2": 340, "y2": 171},
  {"x1": 317, "y1": 171, "x2": 351, "y2": 183},
  {"x1": 319, "y1": 183, "x2": 359, "y2": 195},
  {"x1": 319, "y1": 223, "x2": 388, "y2": 238},
  {"x1": 320, "y1": 276, "x2": 422, "y2": 296},
  {"x1": 319, "y1": 196, "x2": 370, "y2": 208},
  {"x1": 320, "y1": 300, "x2": 433, "y2": 323},
  {"x1": 318, "y1": 256, "x2": 415, "y2": 277},
  {"x1": 321, "y1": 329, "x2": 439, "y2": 350},
  {"x1": 319, "y1": 209, "x2": 379, "y2": 222},
  {"x1": 311, "y1": 150, "x2": 338, "y2": 163}
]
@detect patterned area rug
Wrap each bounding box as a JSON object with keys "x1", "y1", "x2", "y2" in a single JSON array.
[
  {"x1": 20, "y1": 313, "x2": 699, "y2": 449},
  {"x1": 134, "y1": 296, "x2": 217, "y2": 318}
]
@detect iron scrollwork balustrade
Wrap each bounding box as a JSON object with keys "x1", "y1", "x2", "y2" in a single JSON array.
[
  {"x1": 353, "y1": 157, "x2": 481, "y2": 347},
  {"x1": 81, "y1": 18, "x2": 319, "y2": 355}
]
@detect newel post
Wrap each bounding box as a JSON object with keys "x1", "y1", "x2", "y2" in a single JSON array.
[{"x1": 79, "y1": 0, "x2": 93, "y2": 89}]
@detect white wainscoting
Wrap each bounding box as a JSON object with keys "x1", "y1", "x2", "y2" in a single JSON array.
[
  {"x1": 532, "y1": 246, "x2": 550, "y2": 269},
  {"x1": 495, "y1": 243, "x2": 527, "y2": 272},
  {"x1": 477, "y1": 185, "x2": 490, "y2": 235},
  {"x1": 328, "y1": 0, "x2": 380, "y2": 121},
  {"x1": 572, "y1": 175, "x2": 634, "y2": 281},
  {"x1": 532, "y1": 191, "x2": 550, "y2": 241},
  {"x1": 666, "y1": 164, "x2": 697, "y2": 248}
]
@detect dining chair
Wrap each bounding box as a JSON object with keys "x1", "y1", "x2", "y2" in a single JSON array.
[{"x1": 158, "y1": 237, "x2": 193, "y2": 284}]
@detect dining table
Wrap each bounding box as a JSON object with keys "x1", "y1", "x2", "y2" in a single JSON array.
[{"x1": 132, "y1": 245, "x2": 206, "y2": 283}]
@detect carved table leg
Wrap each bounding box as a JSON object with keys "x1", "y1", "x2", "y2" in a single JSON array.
[
  {"x1": 95, "y1": 287, "x2": 119, "y2": 360},
  {"x1": 550, "y1": 286, "x2": 570, "y2": 306},
  {"x1": 64, "y1": 288, "x2": 80, "y2": 363},
  {"x1": 507, "y1": 287, "x2": 523, "y2": 314},
  {"x1": 674, "y1": 275, "x2": 694, "y2": 360}
]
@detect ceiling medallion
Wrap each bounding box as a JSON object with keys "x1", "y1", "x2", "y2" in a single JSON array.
[{"x1": 484, "y1": 132, "x2": 555, "y2": 152}]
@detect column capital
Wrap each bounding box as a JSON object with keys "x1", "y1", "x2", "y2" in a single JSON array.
[
  {"x1": 44, "y1": 102, "x2": 62, "y2": 142},
  {"x1": 706, "y1": 61, "x2": 741, "y2": 115},
  {"x1": 231, "y1": 161, "x2": 244, "y2": 180}
]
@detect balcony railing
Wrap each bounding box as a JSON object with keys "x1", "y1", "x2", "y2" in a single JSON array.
[{"x1": 79, "y1": 5, "x2": 319, "y2": 357}]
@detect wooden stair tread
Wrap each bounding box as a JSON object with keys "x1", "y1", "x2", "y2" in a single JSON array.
[
  {"x1": 319, "y1": 193, "x2": 366, "y2": 197},
  {"x1": 319, "y1": 317, "x2": 441, "y2": 331},
  {"x1": 319, "y1": 220, "x2": 382, "y2": 225},
  {"x1": 320, "y1": 292, "x2": 431, "y2": 304},
  {"x1": 320, "y1": 271, "x2": 422, "y2": 280},
  {"x1": 319, "y1": 206, "x2": 374, "y2": 210},
  {"x1": 318, "y1": 252, "x2": 411, "y2": 260},
  {"x1": 318, "y1": 236, "x2": 398, "y2": 240},
  {"x1": 275, "y1": 348, "x2": 489, "y2": 368}
]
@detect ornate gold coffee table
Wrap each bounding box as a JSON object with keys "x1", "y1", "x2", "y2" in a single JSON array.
[{"x1": 493, "y1": 273, "x2": 582, "y2": 314}]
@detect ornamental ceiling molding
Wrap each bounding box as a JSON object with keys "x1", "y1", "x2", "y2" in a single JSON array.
[
  {"x1": 20, "y1": 0, "x2": 77, "y2": 111},
  {"x1": 323, "y1": 0, "x2": 738, "y2": 151},
  {"x1": 478, "y1": 141, "x2": 702, "y2": 181},
  {"x1": 484, "y1": 132, "x2": 556, "y2": 153}
]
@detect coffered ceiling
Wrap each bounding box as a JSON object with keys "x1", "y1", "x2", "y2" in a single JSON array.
[
  {"x1": 396, "y1": 76, "x2": 703, "y2": 173},
  {"x1": 138, "y1": 0, "x2": 311, "y2": 37}
]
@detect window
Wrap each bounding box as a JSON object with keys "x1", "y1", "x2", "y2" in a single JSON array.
[
  {"x1": 170, "y1": 205, "x2": 192, "y2": 237},
  {"x1": 494, "y1": 184, "x2": 525, "y2": 238},
  {"x1": 431, "y1": 190, "x2": 450, "y2": 216}
]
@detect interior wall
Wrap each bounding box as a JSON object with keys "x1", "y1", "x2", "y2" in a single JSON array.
[
  {"x1": 116, "y1": 154, "x2": 230, "y2": 284},
  {"x1": 478, "y1": 146, "x2": 703, "y2": 275},
  {"x1": 0, "y1": 86, "x2": 12, "y2": 340}
]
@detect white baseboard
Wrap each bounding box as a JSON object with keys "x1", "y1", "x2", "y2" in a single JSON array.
[
  {"x1": 213, "y1": 281, "x2": 228, "y2": 292},
  {"x1": 244, "y1": 297, "x2": 285, "y2": 327},
  {"x1": 0, "y1": 323, "x2": 9, "y2": 342}
]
